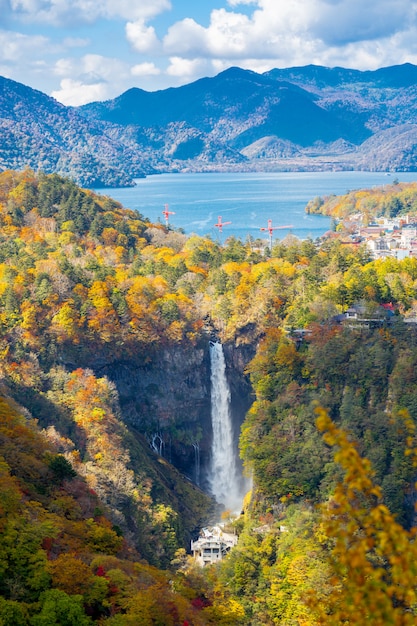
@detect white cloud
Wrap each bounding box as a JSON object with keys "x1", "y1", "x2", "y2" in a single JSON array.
[
  {"x1": 51, "y1": 53, "x2": 130, "y2": 104},
  {"x1": 317, "y1": 32, "x2": 417, "y2": 72},
  {"x1": 83, "y1": 53, "x2": 126, "y2": 76},
  {"x1": 126, "y1": 20, "x2": 160, "y2": 53},
  {"x1": 4, "y1": 0, "x2": 417, "y2": 104},
  {"x1": 10, "y1": 0, "x2": 98, "y2": 26},
  {"x1": 164, "y1": 18, "x2": 208, "y2": 56},
  {"x1": 0, "y1": 30, "x2": 50, "y2": 61},
  {"x1": 162, "y1": 0, "x2": 417, "y2": 68},
  {"x1": 131, "y1": 62, "x2": 161, "y2": 77},
  {"x1": 51, "y1": 78, "x2": 108, "y2": 105},
  {"x1": 55, "y1": 53, "x2": 128, "y2": 78},
  {"x1": 166, "y1": 56, "x2": 209, "y2": 79},
  {"x1": 206, "y1": 9, "x2": 256, "y2": 57},
  {"x1": 105, "y1": 0, "x2": 171, "y2": 22},
  {"x1": 62, "y1": 37, "x2": 89, "y2": 48},
  {"x1": 8, "y1": 0, "x2": 171, "y2": 26},
  {"x1": 163, "y1": 5, "x2": 311, "y2": 60},
  {"x1": 10, "y1": 0, "x2": 39, "y2": 13},
  {"x1": 312, "y1": 0, "x2": 416, "y2": 46},
  {"x1": 54, "y1": 57, "x2": 75, "y2": 76}
]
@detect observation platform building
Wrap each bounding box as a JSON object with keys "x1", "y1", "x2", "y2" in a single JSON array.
[{"x1": 191, "y1": 526, "x2": 238, "y2": 566}]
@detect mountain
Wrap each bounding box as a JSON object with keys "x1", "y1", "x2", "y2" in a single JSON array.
[
  {"x1": 0, "y1": 76, "x2": 154, "y2": 187},
  {"x1": 3, "y1": 64, "x2": 417, "y2": 186},
  {"x1": 81, "y1": 67, "x2": 369, "y2": 145},
  {"x1": 265, "y1": 62, "x2": 417, "y2": 89},
  {"x1": 80, "y1": 66, "x2": 371, "y2": 156},
  {"x1": 79, "y1": 63, "x2": 417, "y2": 174}
]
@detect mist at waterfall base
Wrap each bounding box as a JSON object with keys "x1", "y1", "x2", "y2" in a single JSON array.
[{"x1": 208, "y1": 342, "x2": 249, "y2": 513}]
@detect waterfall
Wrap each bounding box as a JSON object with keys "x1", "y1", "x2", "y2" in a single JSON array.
[
  {"x1": 192, "y1": 442, "x2": 201, "y2": 486},
  {"x1": 149, "y1": 432, "x2": 164, "y2": 457},
  {"x1": 208, "y1": 341, "x2": 244, "y2": 513}
]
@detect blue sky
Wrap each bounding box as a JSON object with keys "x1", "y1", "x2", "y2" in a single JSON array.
[{"x1": 1, "y1": 0, "x2": 417, "y2": 106}]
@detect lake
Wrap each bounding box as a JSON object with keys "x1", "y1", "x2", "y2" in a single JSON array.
[{"x1": 95, "y1": 171, "x2": 417, "y2": 242}]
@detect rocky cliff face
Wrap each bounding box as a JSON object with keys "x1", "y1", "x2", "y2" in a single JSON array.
[
  {"x1": 104, "y1": 343, "x2": 212, "y2": 480},
  {"x1": 223, "y1": 341, "x2": 255, "y2": 445},
  {"x1": 101, "y1": 338, "x2": 255, "y2": 493},
  {"x1": 223, "y1": 341, "x2": 256, "y2": 499}
]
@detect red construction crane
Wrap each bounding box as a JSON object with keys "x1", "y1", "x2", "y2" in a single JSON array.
[
  {"x1": 260, "y1": 219, "x2": 293, "y2": 249},
  {"x1": 214, "y1": 216, "x2": 232, "y2": 234},
  {"x1": 162, "y1": 204, "x2": 175, "y2": 227}
]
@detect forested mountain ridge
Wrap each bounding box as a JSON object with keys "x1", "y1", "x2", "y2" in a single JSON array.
[
  {"x1": 3, "y1": 169, "x2": 417, "y2": 622},
  {"x1": 0, "y1": 76, "x2": 154, "y2": 188},
  {"x1": 80, "y1": 66, "x2": 370, "y2": 147},
  {"x1": 3, "y1": 64, "x2": 417, "y2": 187},
  {"x1": 79, "y1": 63, "x2": 417, "y2": 173}
]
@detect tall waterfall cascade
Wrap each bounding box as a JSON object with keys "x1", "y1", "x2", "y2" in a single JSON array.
[{"x1": 208, "y1": 341, "x2": 246, "y2": 512}]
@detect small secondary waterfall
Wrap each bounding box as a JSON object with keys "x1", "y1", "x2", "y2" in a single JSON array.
[
  {"x1": 208, "y1": 341, "x2": 244, "y2": 512},
  {"x1": 192, "y1": 442, "x2": 201, "y2": 487}
]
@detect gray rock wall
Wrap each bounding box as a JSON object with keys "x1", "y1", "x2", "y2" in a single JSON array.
[{"x1": 101, "y1": 339, "x2": 255, "y2": 490}]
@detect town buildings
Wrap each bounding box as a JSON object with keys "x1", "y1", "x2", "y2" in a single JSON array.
[{"x1": 323, "y1": 214, "x2": 417, "y2": 260}]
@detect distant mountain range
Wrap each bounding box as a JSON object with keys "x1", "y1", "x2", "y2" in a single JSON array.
[{"x1": 2, "y1": 64, "x2": 417, "y2": 187}]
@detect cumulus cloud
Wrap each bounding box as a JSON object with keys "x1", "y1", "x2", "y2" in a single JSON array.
[
  {"x1": 4, "y1": 0, "x2": 417, "y2": 104},
  {"x1": 8, "y1": 0, "x2": 171, "y2": 26},
  {"x1": 163, "y1": 5, "x2": 310, "y2": 60},
  {"x1": 53, "y1": 57, "x2": 75, "y2": 77},
  {"x1": 131, "y1": 62, "x2": 161, "y2": 77},
  {"x1": 166, "y1": 56, "x2": 210, "y2": 79},
  {"x1": 126, "y1": 20, "x2": 160, "y2": 53},
  {"x1": 55, "y1": 54, "x2": 127, "y2": 80},
  {"x1": 164, "y1": 18, "x2": 208, "y2": 56},
  {"x1": 312, "y1": 0, "x2": 416, "y2": 45},
  {"x1": 207, "y1": 9, "x2": 258, "y2": 57},
  {"x1": 0, "y1": 30, "x2": 50, "y2": 61},
  {"x1": 51, "y1": 53, "x2": 130, "y2": 104},
  {"x1": 162, "y1": 0, "x2": 417, "y2": 67},
  {"x1": 51, "y1": 78, "x2": 108, "y2": 105},
  {"x1": 105, "y1": 0, "x2": 171, "y2": 21}
]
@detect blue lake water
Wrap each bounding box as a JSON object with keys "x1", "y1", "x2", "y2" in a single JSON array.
[{"x1": 95, "y1": 171, "x2": 417, "y2": 242}]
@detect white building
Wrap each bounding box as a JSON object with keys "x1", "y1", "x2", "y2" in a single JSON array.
[
  {"x1": 367, "y1": 237, "x2": 390, "y2": 257},
  {"x1": 377, "y1": 216, "x2": 403, "y2": 230},
  {"x1": 191, "y1": 526, "x2": 238, "y2": 566},
  {"x1": 400, "y1": 226, "x2": 417, "y2": 248},
  {"x1": 395, "y1": 248, "x2": 414, "y2": 260}
]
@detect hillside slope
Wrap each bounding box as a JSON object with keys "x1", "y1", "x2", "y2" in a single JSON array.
[{"x1": 3, "y1": 170, "x2": 417, "y2": 622}]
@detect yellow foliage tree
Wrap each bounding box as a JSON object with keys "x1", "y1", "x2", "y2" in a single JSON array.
[
  {"x1": 48, "y1": 553, "x2": 94, "y2": 596},
  {"x1": 309, "y1": 408, "x2": 417, "y2": 625},
  {"x1": 51, "y1": 301, "x2": 80, "y2": 342}
]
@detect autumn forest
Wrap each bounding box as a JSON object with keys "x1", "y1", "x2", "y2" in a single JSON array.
[{"x1": 2, "y1": 169, "x2": 417, "y2": 624}]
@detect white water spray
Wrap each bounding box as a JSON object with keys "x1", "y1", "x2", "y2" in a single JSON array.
[{"x1": 208, "y1": 341, "x2": 244, "y2": 512}]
